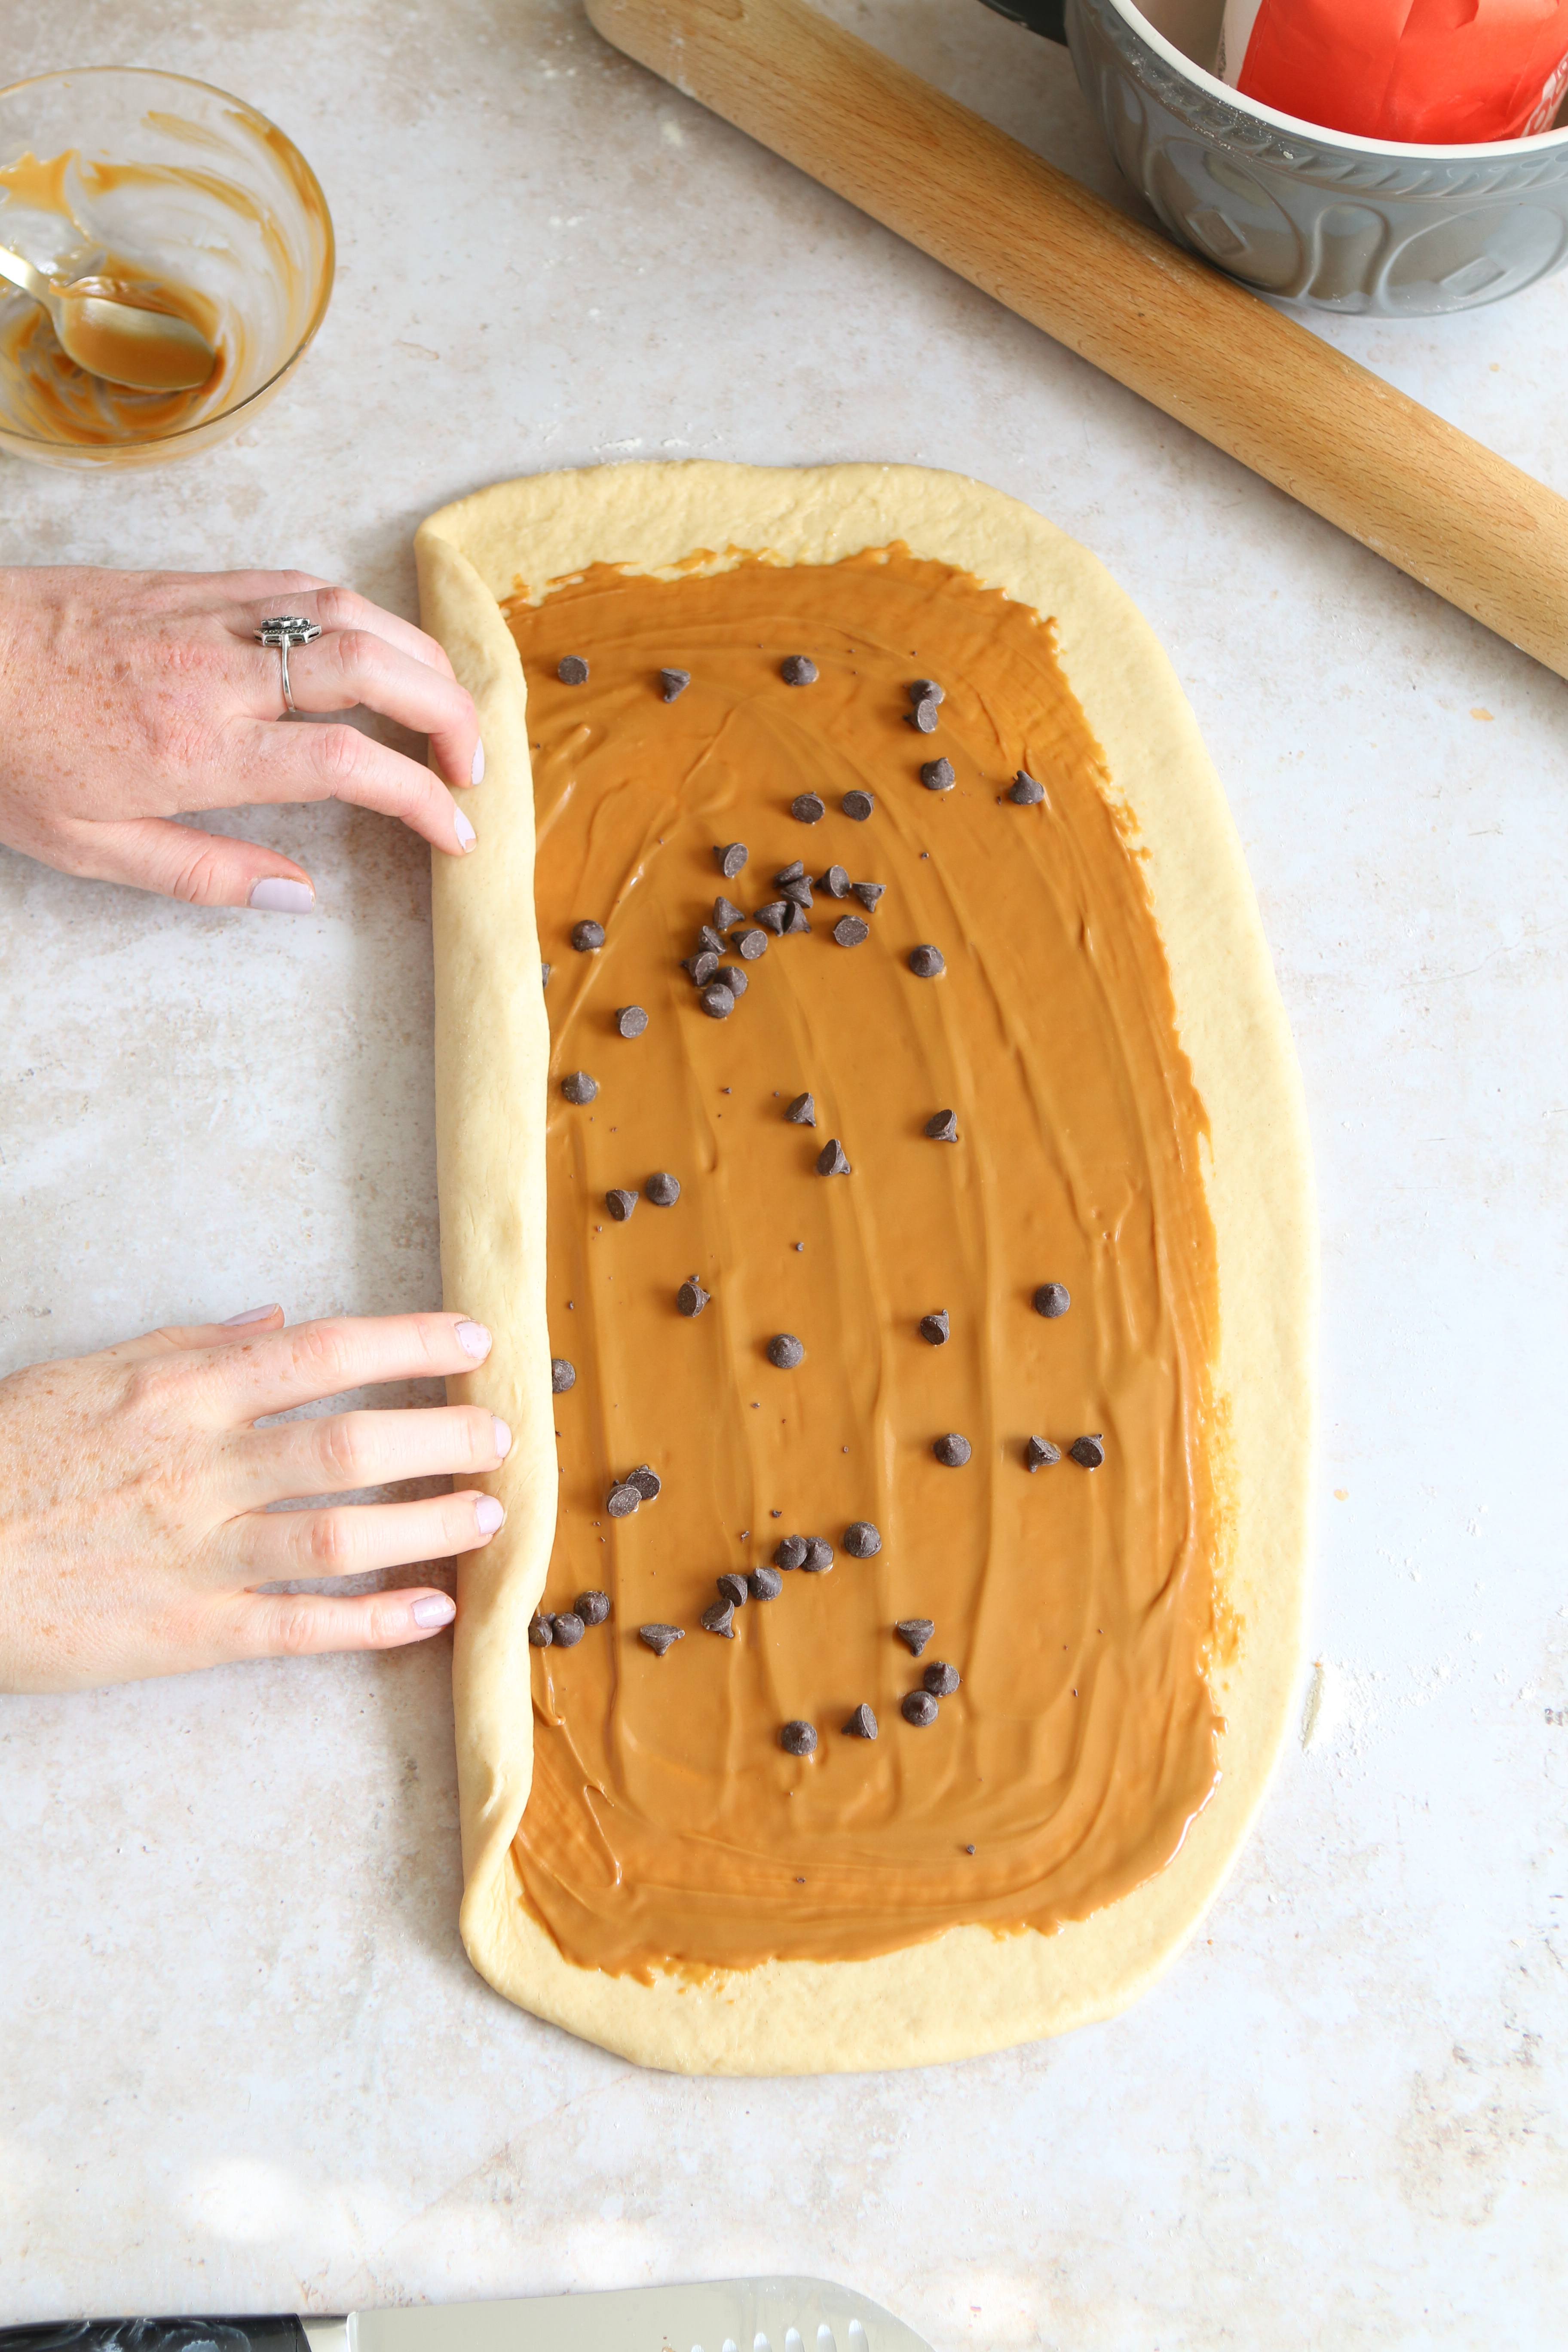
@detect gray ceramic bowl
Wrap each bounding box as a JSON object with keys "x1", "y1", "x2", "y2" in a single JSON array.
[{"x1": 982, "y1": 0, "x2": 1568, "y2": 313}]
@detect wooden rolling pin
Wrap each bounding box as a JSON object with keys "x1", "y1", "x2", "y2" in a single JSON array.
[{"x1": 586, "y1": 0, "x2": 1568, "y2": 684}]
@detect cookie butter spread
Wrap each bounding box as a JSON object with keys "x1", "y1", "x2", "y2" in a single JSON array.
[{"x1": 504, "y1": 545, "x2": 1223, "y2": 1979}]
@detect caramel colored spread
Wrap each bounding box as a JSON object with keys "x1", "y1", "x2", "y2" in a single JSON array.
[{"x1": 505, "y1": 546, "x2": 1222, "y2": 1979}]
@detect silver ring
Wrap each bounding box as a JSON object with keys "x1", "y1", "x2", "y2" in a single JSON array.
[{"x1": 255, "y1": 615, "x2": 322, "y2": 716}]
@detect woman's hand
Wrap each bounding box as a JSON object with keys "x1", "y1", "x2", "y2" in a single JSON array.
[
  {"x1": 0, "y1": 565, "x2": 483, "y2": 911},
  {"x1": 0, "y1": 1305, "x2": 508, "y2": 1694}
]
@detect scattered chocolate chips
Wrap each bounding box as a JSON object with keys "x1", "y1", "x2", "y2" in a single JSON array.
[
  {"x1": 786, "y1": 1091, "x2": 817, "y2": 1126},
  {"x1": 925, "y1": 1109, "x2": 959, "y2": 1141},
  {"x1": 818, "y1": 864, "x2": 851, "y2": 898},
  {"x1": 561, "y1": 1071, "x2": 598, "y2": 1103},
  {"x1": 1070, "y1": 1434, "x2": 1106, "y2": 1470},
  {"x1": 909, "y1": 678, "x2": 945, "y2": 707},
  {"x1": 1033, "y1": 1282, "x2": 1071, "y2": 1318},
  {"x1": 735, "y1": 927, "x2": 769, "y2": 961},
  {"x1": 628, "y1": 1463, "x2": 662, "y2": 1501},
  {"x1": 833, "y1": 914, "x2": 870, "y2": 947},
  {"x1": 920, "y1": 757, "x2": 955, "y2": 793},
  {"x1": 659, "y1": 667, "x2": 690, "y2": 702},
  {"x1": 1010, "y1": 769, "x2": 1046, "y2": 805},
  {"x1": 801, "y1": 1536, "x2": 834, "y2": 1574},
  {"x1": 571, "y1": 919, "x2": 605, "y2": 953},
  {"x1": 918, "y1": 1311, "x2": 949, "y2": 1347},
  {"x1": 933, "y1": 1432, "x2": 972, "y2": 1467},
  {"x1": 700, "y1": 982, "x2": 736, "y2": 1019},
  {"x1": 923, "y1": 1660, "x2": 961, "y2": 1697},
  {"x1": 757, "y1": 901, "x2": 790, "y2": 934},
  {"x1": 714, "y1": 894, "x2": 744, "y2": 931},
  {"x1": 767, "y1": 1333, "x2": 805, "y2": 1369},
  {"x1": 774, "y1": 1536, "x2": 808, "y2": 1571},
  {"x1": 557, "y1": 655, "x2": 589, "y2": 684},
  {"x1": 1026, "y1": 1436, "x2": 1062, "y2": 1472},
  {"x1": 551, "y1": 1357, "x2": 577, "y2": 1391},
  {"x1": 909, "y1": 944, "x2": 946, "y2": 978},
  {"x1": 780, "y1": 1718, "x2": 818, "y2": 1755},
  {"x1": 851, "y1": 881, "x2": 885, "y2": 913},
  {"x1": 552, "y1": 1611, "x2": 586, "y2": 1650},
  {"x1": 717, "y1": 842, "x2": 748, "y2": 879},
  {"x1": 646, "y1": 1170, "x2": 680, "y2": 1207},
  {"x1": 843, "y1": 1520, "x2": 882, "y2": 1558},
  {"x1": 817, "y1": 1137, "x2": 851, "y2": 1176},
  {"x1": 896, "y1": 1618, "x2": 935, "y2": 1657},
  {"x1": 907, "y1": 696, "x2": 940, "y2": 734},
  {"x1": 606, "y1": 1480, "x2": 642, "y2": 1518},
  {"x1": 843, "y1": 1703, "x2": 878, "y2": 1739},
  {"x1": 791, "y1": 792, "x2": 826, "y2": 824},
  {"x1": 541, "y1": 962, "x2": 552, "y2": 989},
  {"x1": 749, "y1": 1564, "x2": 784, "y2": 1601},
  {"x1": 639, "y1": 1623, "x2": 683, "y2": 1656},
  {"x1": 615, "y1": 1004, "x2": 649, "y2": 1038},
  {"x1": 780, "y1": 655, "x2": 818, "y2": 686},
  {"x1": 576, "y1": 1589, "x2": 611, "y2": 1625},
  {"x1": 716, "y1": 964, "x2": 748, "y2": 998},
  {"x1": 528, "y1": 1613, "x2": 553, "y2": 1648},
  {"x1": 683, "y1": 950, "x2": 721, "y2": 986},
  {"x1": 717, "y1": 1571, "x2": 750, "y2": 1609},
  {"x1": 902, "y1": 1690, "x2": 940, "y2": 1727},
  {"x1": 842, "y1": 789, "x2": 875, "y2": 821},
  {"x1": 677, "y1": 1277, "x2": 710, "y2": 1317},
  {"x1": 606, "y1": 1187, "x2": 637, "y2": 1222},
  {"x1": 701, "y1": 1599, "x2": 736, "y2": 1639}
]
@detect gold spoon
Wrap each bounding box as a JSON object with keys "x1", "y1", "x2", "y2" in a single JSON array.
[{"x1": 0, "y1": 240, "x2": 216, "y2": 391}]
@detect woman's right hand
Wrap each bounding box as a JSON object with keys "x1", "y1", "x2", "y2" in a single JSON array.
[{"x1": 0, "y1": 1305, "x2": 507, "y2": 1694}]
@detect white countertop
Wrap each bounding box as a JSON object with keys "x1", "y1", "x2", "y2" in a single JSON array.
[{"x1": 3, "y1": 3, "x2": 1566, "y2": 2343}]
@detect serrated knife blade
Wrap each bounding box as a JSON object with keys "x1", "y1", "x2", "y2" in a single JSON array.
[{"x1": 330, "y1": 2278, "x2": 933, "y2": 2352}]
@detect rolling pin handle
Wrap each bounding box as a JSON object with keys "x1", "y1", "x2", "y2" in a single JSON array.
[{"x1": 974, "y1": 0, "x2": 1069, "y2": 42}]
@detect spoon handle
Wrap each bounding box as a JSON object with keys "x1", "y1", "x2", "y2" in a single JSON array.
[{"x1": 0, "y1": 240, "x2": 52, "y2": 307}]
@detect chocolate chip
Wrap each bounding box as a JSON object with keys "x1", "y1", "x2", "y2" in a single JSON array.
[
  {"x1": 639, "y1": 1623, "x2": 683, "y2": 1656},
  {"x1": 701, "y1": 1599, "x2": 736, "y2": 1639},
  {"x1": 606, "y1": 1187, "x2": 637, "y2": 1222},
  {"x1": 907, "y1": 696, "x2": 940, "y2": 734},
  {"x1": 682, "y1": 950, "x2": 721, "y2": 986},
  {"x1": 833, "y1": 914, "x2": 870, "y2": 947},
  {"x1": 896, "y1": 1618, "x2": 935, "y2": 1657},
  {"x1": 660, "y1": 667, "x2": 690, "y2": 701},
  {"x1": 843, "y1": 1520, "x2": 881, "y2": 1558},
  {"x1": 851, "y1": 881, "x2": 885, "y2": 912},
  {"x1": 923, "y1": 1660, "x2": 960, "y2": 1697},
  {"x1": 775, "y1": 860, "x2": 807, "y2": 884},
  {"x1": 933, "y1": 1432, "x2": 971, "y2": 1467},
  {"x1": 1034, "y1": 1282, "x2": 1071, "y2": 1318},
  {"x1": 552, "y1": 1611, "x2": 586, "y2": 1649},
  {"x1": 716, "y1": 964, "x2": 748, "y2": 998},
  {"x1": 646, "y1": 1170, "x2": 680, "y2": 1207},
  {"x1": 714, "y1": 894, "x2": 744, "y2": 931},
  {"x1": 576, "y1": 1589, "x2": 611, "y2": 1624},
  {"x1": 902, "y1": 1690, "x2": 939, "y2": 1727},
  {"x1": 920, "y1": 758, "x2": 955, "y2": 793},
  {"x1": 1026, "y1": 1436, "x2": 1061, "y2": 1472},
  {"x1": 717, "y1": 1571, "x2": 750, "y2": 1609},
  {"x1": 1070, "y1": 1434, "x2": 1106, "y2": 1469},
  {"x1": 1010, "y1": 769, "x2": 1046, "y2": 805},
  {"x1": 779, "y1": 878, "x2": 814, "y2": 910},
  {"x1": 780, "y1": 655, "x2": 818, "y2": 685},
  {"x1": 700, "y1": 983, "x2": 736, "y2": 1019},
  {"x1": 551, "y1": 1357, "x2": 577, "y2": 1391},
  {"x1": 918, "y1": 1311, "x2": 949, "y2": 1347},
  {"x1": 749, "y1": 1564, "x2": 784, "y2": 1600},
  {"x1": 782, "y1": 900, "x2": 812, "y2": 937},
  {"x1": 616, "y1": 1005, "x2": 649, "y2": 1038},
  {"x1": 909, "y1": 944, "x2": 945, "y2": 977},
  {"x1": 843, "y1": 1703, "x2": 878, "y2": 1739},
  {"x1": 735, "y1": 927, "x2": 769, "y2": 960},
  {"x1": 818, "y1": 864, "x2": 851, "y2": 898},
  {"x1": 767, "y1": 1333, "x2": 805, "y2": 1369},
  {"x1": 925, "y1": 1109, "x2": 958, "y2": 1141},
  {"x1": 561, "y1": 1071, "x2": 598, "y2": 1103},
  {"x1": 571, "y1": 919, "x2": 604, "y2": 952},
  {"x1": 757, "y1": 901, "x2": 789, "y2": 934},
  {"x1": 541, "y1": 962, "x2": 552, "y2": 989},
  {"x1": 786, "y1": 1091, "x2": 816, "y2": 1126},
  {"x1": 557, "y1": 655, "x2": 589, "y2": 684},
  {"x1": 774, "y1": 1536, "x2": 808, "y2": 1571},
  {"x1": 817, "y1": 1137, "x2": 851, "y2": 1176},
  {"x1": 717, "y1": 842, "x2": 748, "y2": 879},
  {"x1": 801, "y1": 1536, "x2": 834, "y2": 1574},
  {"x1": 677, "y1": 1277, "x2": 710, "y2": 1317},
  {"x1": 842, "y1": 790, "x2": 875, "y2": 821},
  {"x1": 697, "y1": 922, "x2": 728, "y2": 957},
  {"x1": 606, "y1": 1481, "x2": 642, "y2": 1517},
  {"x1": 909, "y1": 678, "x2": 945, "y2": 707},
  {"x1": 628, "y1": 1463, "x2": 662, "y2": 1501},
  {"x1": 790, "y1": 793, "x2": 825, "y2": 824},
  {"x1": 780, "y1": 1718, "x2": 818, "y2": 1754},
  {"x1": 528, "y1": 1612, "x2": 553, "y2": 1648}
]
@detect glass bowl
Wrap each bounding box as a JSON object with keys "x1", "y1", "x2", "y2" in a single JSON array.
[{"x1": 0, "y1": 66, "x2": 334, "y2": 469}]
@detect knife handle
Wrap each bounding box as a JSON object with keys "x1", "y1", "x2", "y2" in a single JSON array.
[{"x1": 0, "y1": 2324, "x2": 311, "y2": 2352}]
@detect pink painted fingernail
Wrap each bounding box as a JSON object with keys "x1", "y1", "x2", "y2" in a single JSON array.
[
  {"x1": 471, "y1": 739, "x2": 486, "y2": 786},
  {"x1": 221, "y1": 1303, "x2": 280, "y2": 1326},
  {"x1": 475, "y1": 1495, "x2": 505, "y2": 1535},
  {"x1": 455, "y1": 1318, "x2": 491, "y2": 1359},
  {"x1": 492, "y1": 1415, "x2": 512, "y2": 1458},
  {"x1": 454, "y1": 807, "x2": 477, "y2": 851},
  {"x1": 411, "y1": 1593, "x2": 456, "y2": 1629},
  {"x1": 248, "y1": 877, "x2": 315, "y2": 914}
]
